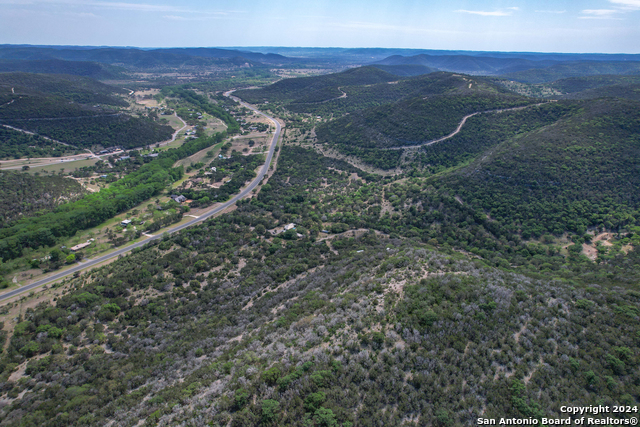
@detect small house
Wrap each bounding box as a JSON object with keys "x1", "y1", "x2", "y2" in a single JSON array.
[
  {"x1": 121, "y1": 219, "x2": 132, "y2": 227},
  {"x1": 171, "y1": 195, "x2": 187, "y2": 203}
]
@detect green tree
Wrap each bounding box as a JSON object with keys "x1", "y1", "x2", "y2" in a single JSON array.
[
  {"x1": 260, "y1": 399, "x2": 280, "y2": 425},
  {"x1": 313, "y1": 408, "x2": 338, "y2": 427}
]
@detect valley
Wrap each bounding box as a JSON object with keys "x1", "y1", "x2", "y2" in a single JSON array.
[{"x1": 0, "y1": 45, "x2": 638, "y2": 427}]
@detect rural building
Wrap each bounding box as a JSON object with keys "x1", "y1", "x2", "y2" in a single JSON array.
[
  {"x1": 121, "y1": 219, "x2": 132, "y2": 227},
  {"x1": 70, "y1": 242, "x2": 91, "y2": 252}
]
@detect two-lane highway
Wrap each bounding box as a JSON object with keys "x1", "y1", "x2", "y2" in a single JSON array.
[{"x1": 0, "y1": 91, "x2": 281, "y2": 302}]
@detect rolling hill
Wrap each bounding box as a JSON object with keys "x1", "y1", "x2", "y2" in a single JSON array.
[
  {"x1": 372, "y1": 53, "x2": 559, "y2": 75},
  {"x1": 235, "y1": 66, "x2": 399, "y2": 105},
  {"x1": 0, "y1": 73, "x2": 173, "y2": 149},
  {"x1": 502, "y1": 61, "x2": 640, "y2": 84},
  {"x1": 0, "y1": 59, "x2": 126, "y2": 80},
  {"x1": 0, "y1": 72, "x2": 128, "y2": 106},
  {"x1": 443, "y1": 97, "x2": 640, "y2": 238},
  {"x1": 0, "y1": 46, "x2": 293, "y2": 70}
]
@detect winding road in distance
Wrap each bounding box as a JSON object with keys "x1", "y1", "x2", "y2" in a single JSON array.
[
  {"x1": 385, "y1": 101, "x2": 554, "y2": 150},
  {"x1": 0, "y1": 91, "x2": 281, "y2": 302}
]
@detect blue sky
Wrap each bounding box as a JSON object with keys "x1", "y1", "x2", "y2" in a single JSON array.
[{"x1": 1, "y1": 0, "x2": 639, "y2": 53}]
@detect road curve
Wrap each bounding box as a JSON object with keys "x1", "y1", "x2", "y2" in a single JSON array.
[
  {"x1": 0, "y1": 91, "x2": 281, "y2": 302},
  {"x1": 385, "y1": 102, "x2": 553, "y2": 151}
]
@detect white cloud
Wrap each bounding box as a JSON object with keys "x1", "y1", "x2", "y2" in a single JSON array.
[
  {"x1": 0, "y1": 0, "x2": 232, "y2": 15},
  {"x1": 163, "y1": 15, "x2": 216, "y2": 21},
  {"x1": 581, "y1": 9, "x2": 620, "y2": 15},
  {"x1": 535, "y1": 10, "x2": 566, "y2": 14},
  {"x1": 326, "y1": 21, "x2": 463, "y2": 36},
  {"x1": 579, "y1": 9, "x2": 624, "y2": 19},
  {"x1": 608, "y1": 0, "x2": 640, "y2": 9},
  {"x1": 455, "y1": 9, "x2": 515, "y2": 17},
  {"x1": 64, "y1": 11, "x2": 98, "y2": 17}
]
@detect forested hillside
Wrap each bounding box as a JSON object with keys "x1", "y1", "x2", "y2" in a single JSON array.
[
  {"x1": 0, "y1": 72, "x2": 128, "y2": 106},
  {"x1": 502, "y1": 61, "x2": 640, "y2": 83},
  {"x1": 443, "y1": 98, "x2": 640, "y2": 238},
  {"x1": 0, "y1": 127, "x2": 76, "y2": 159},
  {"x1": 0, "y1": 171, "x2": 86, "y2": 226},
  {"x1": 0, "y1": 73, "x2": 173, "y2": 149},
  {"x1": 315, "y1": 93, "x2": 534, "y2": 149},
  {"x1": 1, "y1": 114, "x2": 174, "y2": 150},
  {"x1": 0, "y1": 59, "x2": 126, "y2": 80},
  {"x1": 234, "y1": 66, "x2": 398, "y2": 106},
  {"x1": 0, "y1": 145, "x2": 638, "y2": 426}
]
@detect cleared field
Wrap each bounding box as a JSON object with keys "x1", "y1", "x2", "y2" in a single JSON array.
[
  {"x1": 134, "y1": 89, "x2": 161, "y2": 107},
  {"x1": 161, "y1": 113, "x2": 185, "y2": 129},
  {"x1": 204, "y1": 115, "x2": 227, "y2": 135},
  {"x1": 174, "y1": 141, "x2": 224, "y2": 168},
  {"x1": 233, "y1": 135, "x2": 270, "y2": 155},
  {"x1": 25, "y1": 158, "x2": 98, "y2": 174}
]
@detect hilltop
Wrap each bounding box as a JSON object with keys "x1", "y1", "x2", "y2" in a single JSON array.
[{"x1": 235, "y1": 66, "x2": 398, "y2": 105}]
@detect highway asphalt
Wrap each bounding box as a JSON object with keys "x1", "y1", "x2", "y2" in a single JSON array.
[{"x1": 0, "y1": 92, "x2": 281, "y2": 302}]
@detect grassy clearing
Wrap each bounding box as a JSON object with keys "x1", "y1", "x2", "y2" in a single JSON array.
[
  {"x1": 174, "y1": 141, "x2": 223, "y2": 168},
  {"x1": 203, "y1": 114, "x2": 227, "y2": 135},
  {"x1": 25, "y1": 158, "x2": 98, "y2": 175},
  {"x1": 160, "y1": 114, "x2": 185, "y2": 129}
]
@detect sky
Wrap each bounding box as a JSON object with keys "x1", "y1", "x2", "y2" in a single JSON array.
[{"x1": 1, "y1": 0, "x2": 639, "y2": 53}]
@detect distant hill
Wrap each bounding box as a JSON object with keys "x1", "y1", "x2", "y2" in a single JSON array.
[
  {"x1": 235, "y1": 66, "x2": 398, "y2": 105},
  {"x1": 502, "y1": 61, "x2": 640, "y2": 83},
  {"x1": 236, "y1": 68, "x2": 520, "y2": 118},
  {"x1": 540, "y1": 75, "x2": 640, "y2": 102},
  {"x1": 156, "y1": 47, "x2": 293, "y2": 64},
  {"x1": 0, "y1": 72, "x2": 127, "y2": 106},
  {"x1": 373, "y1": 54, "x2": 558, "y2": 75},
  {"x1": 560, "y1": 83, "x2": 640, "y2": 102},
  {"x1": 0, "y1": 46, "x2": 292, "y2": 70},
  {"x1": 370, "y1": 64, "x2": 436, "y2": 77},
  {"x1": 0, "y1": 59, "x2": 126, "y2": 80}
]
